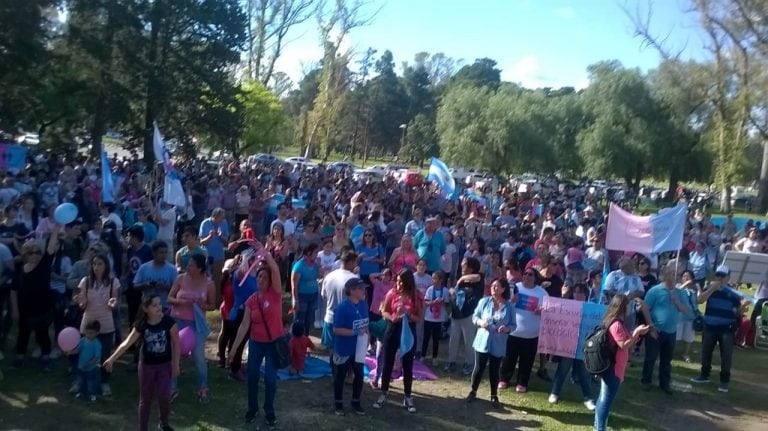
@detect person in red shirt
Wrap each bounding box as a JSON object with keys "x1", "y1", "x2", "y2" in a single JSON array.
[
  {"x1": 230, "y1": 246, "x2": 283, "y2": 428},
  {"x1": 288, "y1": 321, "x2": 315, "y2": 375}
]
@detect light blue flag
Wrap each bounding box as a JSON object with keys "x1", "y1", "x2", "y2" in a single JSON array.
[
  {"x1": 400, "y1": 314, "x2": 414, "y2": 354},
  {"x1": 427, "y1": 157, "x2": 456, "y2": 198},
  {"x1": 101, "y1": 150, "x2": 114, "y2": 203},
  {"x1": 598, "y1": 257, "x2": 611, "y2": 304}
]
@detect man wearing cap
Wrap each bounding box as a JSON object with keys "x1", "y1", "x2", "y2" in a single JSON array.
[
  {"x1": 332, "y1": 276, "x2": 369, "y2": 415},
  {"x1": 413, "y1": 216, "x2": 445, "y2": 274},
  {"x1": 691, "y1": 265, "x2": 748, "y2": 393},
  {"x1": 321, "y1": 248, "x2": 359, "y2": 374}
]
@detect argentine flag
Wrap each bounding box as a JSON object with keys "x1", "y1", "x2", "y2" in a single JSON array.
[
  {"x1": 427, "y1": 157, "x2": 456, "y2": 198},
  {"x1": 101, "y1": 150, "x2": 115, "y2": 203}
]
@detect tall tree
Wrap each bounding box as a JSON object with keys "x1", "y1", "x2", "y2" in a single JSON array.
[
  {"x1": 451, "y1": 58, "x2": 501, "y2": 89},
  {"x1": 243, "y1": 0, "x2": 318, "y2": 85},
  {"x1": 365, "y1": 50, "x2": 409, "y2": 154}
]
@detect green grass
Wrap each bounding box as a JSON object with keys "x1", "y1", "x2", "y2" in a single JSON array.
[{"x1": 2, "y1": 306, "x2": 767, "y2": 431}]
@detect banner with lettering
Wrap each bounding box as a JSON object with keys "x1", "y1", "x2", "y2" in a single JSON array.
[
  {"x1": 538, "y1": 297, "x2": 607, "y2": 360},
  {"x1": 0, "y1": 142, "x2": 28, "y2": 173}
]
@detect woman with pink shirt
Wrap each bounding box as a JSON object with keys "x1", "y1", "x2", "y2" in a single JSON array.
[
  {"x1": 168, "y1": 254, "x2": 215, "y2": 403},
  {"x1": 594, "y1": 294, "x2": 650, "y2": 431},
  {"x1": 388, "y1": 235, "x2": 418, "y2": 274}
]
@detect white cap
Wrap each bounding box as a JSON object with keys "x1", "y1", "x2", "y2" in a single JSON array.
[{"x1": 715, "y1": 265, "x2": 730, "y2": 276}]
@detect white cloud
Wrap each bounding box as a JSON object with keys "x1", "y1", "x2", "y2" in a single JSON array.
[
  {"x1": 500, "y1": 55, "x2": 589, "y2": 90},
  {"x1": 556, "y1": 6, "x2": 575, "y2": 19}
]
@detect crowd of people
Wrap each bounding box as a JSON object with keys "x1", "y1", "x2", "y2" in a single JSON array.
[{"x1": 0, "y1": 151, "x2": 764, "y2": 431}]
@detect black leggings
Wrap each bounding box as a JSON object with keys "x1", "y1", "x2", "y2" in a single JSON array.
[
  {"x1": 471, "y1": 350, "x2": 502, "y2": 396},
  {"x1": 381, "y1": 321, "x2": 415, "y2": 396},
  {"x1": 16, "y1": 315, "x2": 52, "y2": 356},
  {"x1": 500, "y1": 336, "x2": 539, "y2": 387},
  {"x1": 422, "y1": 320, "x2": 442, "y2": 359},
  {"x1": 218, "y1": 312, "x2": 246, "y2": 373}
]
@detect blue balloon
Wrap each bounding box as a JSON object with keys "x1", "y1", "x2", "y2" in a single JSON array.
[{"x1": 54, "y1": 203, "x2": 78, "y2": 225}]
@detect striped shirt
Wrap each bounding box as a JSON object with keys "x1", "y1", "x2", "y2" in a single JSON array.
[{"x1": 703, "y1": 285, "x2": 742, "y2": 329}]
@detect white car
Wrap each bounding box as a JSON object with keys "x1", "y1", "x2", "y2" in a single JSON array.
[
  {"x1": 329, "y1": 161, "x2": 356, "y2": 172},
  {"x1": 249, "y1": 153, "x2": 281, "y2": 165},
  {"x1": 353, "y1": 168, "x2": 384, "y2": 183},
  {"x1": 366, "y1": 165, "x2": 389, "y2": 175},
  {"x1": 285, "y1": 156, "x2": 317, "y2": 168}
]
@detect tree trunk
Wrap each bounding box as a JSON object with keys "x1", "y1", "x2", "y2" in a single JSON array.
[
  {"x1": 667, "y1": 164, "x2": 680, "y2": 204},
  {"x1": 757, "y1": 140, "x2": 768, "y2": 214},
  {"x1": 720, "y1": 186, "x2": 732, "y2": 213}
]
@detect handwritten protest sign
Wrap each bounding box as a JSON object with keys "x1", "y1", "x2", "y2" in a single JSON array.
[
  {"x1": 537, "y1": 297, "x2": 583, "y2": 358},
  {"x1": 538, "y1": 297, "x2": 607, "y2": 360}
]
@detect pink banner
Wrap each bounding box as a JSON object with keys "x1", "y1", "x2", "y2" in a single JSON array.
[
  {"x1": 605, "y1": 203, "x2": 653, "y2": 253},
  {"x1": 537, "y1": 297, "x2": 583, "y2": 358}
]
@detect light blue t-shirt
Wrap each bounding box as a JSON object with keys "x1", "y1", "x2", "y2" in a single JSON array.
[
  {"x1": 199, "y1": 218, "x2": 228, "y2": 261},
  {"x1": 292, "y1": 257, "x2": 320, "y2": 295},
  {"x1": 133, "y1": 261, "x2": 178, "y2": 307},
  {"x1": 644, "y1": 283, "x2": 687, "y2": 333},
  {"x1": 77, "y1": 337, "x2": 102, "y2": 372},
  {"x1": 142, "y1": 222, "x2": 158, "y2": 244}
]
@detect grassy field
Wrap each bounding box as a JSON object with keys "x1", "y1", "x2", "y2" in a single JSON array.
[{"x1": 2, "y1": 306, "x2": 767, "y2": 431}]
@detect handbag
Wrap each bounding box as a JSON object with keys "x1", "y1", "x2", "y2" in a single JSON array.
[{"x1": 255, "y1": 293, "x2": 291, "y2": 369}]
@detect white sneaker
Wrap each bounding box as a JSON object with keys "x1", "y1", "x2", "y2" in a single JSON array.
[
  {"x1": 101, "y1": 383, "x2": 112, "y2": 396},
  {"x1": 548, "y1": 394, "x2": 559, "y2": 404},
  {"x1": 373, "y1": 393, "x2": 387, "y2": 409},
  {"x1": 584, "y1": 400, "x2": 596, "y2": 411},
  {"x1": 49, "y1": 348, "x2": 62, "y2": 360},
  {"x1": 31, "y1": 347, "x2": 42, "y2": 358}
]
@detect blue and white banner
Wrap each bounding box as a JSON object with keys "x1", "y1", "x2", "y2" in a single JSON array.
[
  {"x1": 427, "y1": 157, "x2": 456, "y2": 198},
  {"x1": 606, "y1": 203, "x2": 688, "y2": 254}
]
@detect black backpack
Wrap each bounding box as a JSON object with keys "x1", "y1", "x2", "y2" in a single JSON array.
[{"x1": 583, "y1": 320, "x2": 617, "y2": 375}]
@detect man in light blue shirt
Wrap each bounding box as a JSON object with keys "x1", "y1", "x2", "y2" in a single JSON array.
[
  {"x1": 413, "y1": 216, "x2": 446, "y2": 273},
  {"x1": 133, "y1": 240, "x2": 178, "y2": 310},
  {"x1": 199, "y1": 207, "x2": 229, "y2": 298},
  {"x1": 640, "y1": 265, "x2": 688, "y2": 394}
]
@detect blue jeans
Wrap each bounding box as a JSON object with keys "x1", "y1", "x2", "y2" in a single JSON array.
[
  {"x1": 247, "y1": 339, "x2": 278, "y2": 422},
  {"x1": 594, "y1": 369, "x2": 621, "y2": 431},
  {"x1": 551, "y1": 357, "x2": 593, "y2": 401},
  {"x1": 295, "y1": 292, "x2": 318, "y2": 336},
  {"x1": 171, "y1": 319, "x2": 208, "y2": 392},
  {"x1": 78, "y1": 368, "x2": 101, "y2": 397},
  {"x1": 641, "y1": 330, "x2": 676, "y2": 390}
]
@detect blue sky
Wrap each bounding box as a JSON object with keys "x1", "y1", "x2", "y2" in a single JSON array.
[{"x1": 274, "y1": 0, "x2": 709, "y2": 89}]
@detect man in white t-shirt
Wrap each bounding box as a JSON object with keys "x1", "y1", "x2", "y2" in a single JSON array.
[
  {"x1": 270, "y1": 203, "x2": 296, "y2": 237},
  {"x1": 320, "y1": 248, "x2": 358, "y2": 375}
]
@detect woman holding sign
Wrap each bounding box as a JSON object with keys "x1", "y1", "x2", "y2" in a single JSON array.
[
  {"x1": 466, "y1": 278, "x2": 516, "y2": 408},
  {"x1": 498, "y1": 269, "x2": 548, "y2": 393}
]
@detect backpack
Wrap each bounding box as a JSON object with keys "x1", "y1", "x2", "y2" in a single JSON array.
[{"x1": 583, "y1": 320, "x2": 617, "y2": 375}]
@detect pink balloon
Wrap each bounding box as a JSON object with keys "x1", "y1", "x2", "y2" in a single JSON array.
[
  {"x1": 57, "y1": 327, "x2": 81, "y2": 352},
  {"x1": 179, "y1": 327, "x2": 196, "y2": 356}
]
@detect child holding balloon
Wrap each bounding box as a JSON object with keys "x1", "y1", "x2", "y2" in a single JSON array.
[{"x1": 104, "y1": 295, "x2": 180, "y2": 431}]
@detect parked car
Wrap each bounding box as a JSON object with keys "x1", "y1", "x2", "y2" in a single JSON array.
[
  {"x1": 329, "y1": 161, "x2": 357, "y2": 172},
  {"x1": 353, "y1": 168, "x2": 384, "y2": 183},
  {"x1": 249, "y1": 153, "x2": 282, "y2": 165},
  {"x1": 367, "y1": 165, "x2": 389, "y2": 175}
]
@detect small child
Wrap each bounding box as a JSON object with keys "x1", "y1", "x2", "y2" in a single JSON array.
[
  {"x1": 75, "y1": 320, "x2": 103, "y2": 402},
  {"x1": 289, "y1": 321, "x2": 314, "y2": 375},
  {"x1": 423, "y1": 271, "x2": 449, "y2": 367}
]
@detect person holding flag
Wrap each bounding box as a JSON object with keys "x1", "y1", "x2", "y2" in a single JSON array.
[
  {"x1": 373, "y1": 268, "x2": 423, "y2": 413},
  {"x1": 427, "y1": 157, "x2": 456, "y2": 199}
]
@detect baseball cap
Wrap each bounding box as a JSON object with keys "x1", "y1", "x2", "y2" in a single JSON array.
[
  {"x1": 345, "y1": 277, "x2": 367, "y2": 292},
  {"x1": 715, "y1": 265, "x2": 730, "y2": 277}
]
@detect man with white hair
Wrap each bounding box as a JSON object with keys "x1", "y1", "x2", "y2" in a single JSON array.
[{"x1": 603, "y1": 257, "x2": 644, "y2": 331}]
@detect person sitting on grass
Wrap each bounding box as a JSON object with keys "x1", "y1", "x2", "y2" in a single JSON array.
[
  {"x1": 104, "y1": 294, "x2": 180, "y2": 431},
  {"x1": 289, "y1": 320, "x2": 315, "y2": 376}
]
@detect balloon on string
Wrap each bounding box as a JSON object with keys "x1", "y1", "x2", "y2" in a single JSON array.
[
  {"x1": 179, "y1": 326, "x2": 196, "y2": 356},
  {"x1": 57, "y1": 327, "x2": 81, "y2": 352},
  {"x1": 54, "y1": 203, "x2": 78, "y2": 225}
]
